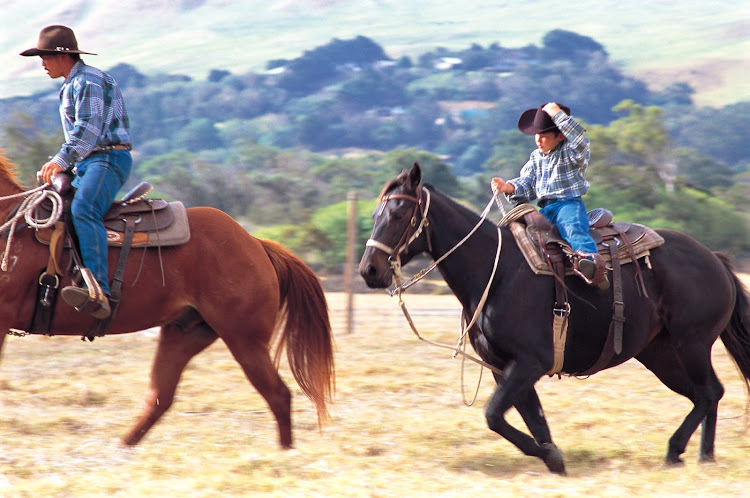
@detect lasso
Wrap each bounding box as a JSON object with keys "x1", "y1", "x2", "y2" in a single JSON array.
[{"x1": 0, "y1": 184, "x2": 63, "y2": 271}]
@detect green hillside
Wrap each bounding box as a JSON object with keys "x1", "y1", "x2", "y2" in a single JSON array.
[{"x1": 3, "y1": 0, "x2": 748, "y2": 106}]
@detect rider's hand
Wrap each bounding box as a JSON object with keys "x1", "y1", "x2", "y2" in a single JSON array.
[
  {"x1": 38, "y1": 160, "x2": 63, "y2": 185},
  {"x1": 491, "y1": 177, "x2": 514, "y2": 195}
]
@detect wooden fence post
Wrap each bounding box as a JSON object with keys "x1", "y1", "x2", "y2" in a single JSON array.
[{"x1": 344, "y1": 191, "x2": 357, "y2": 334}]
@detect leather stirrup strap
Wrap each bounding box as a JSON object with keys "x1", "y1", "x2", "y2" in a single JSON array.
[
  {"x1": 88, "y1": 218, "x2": 136, "y2": 338},
  {"x1": 109, "y1": 217, "x2": 136, "y2": 304},
  {"x1": 613, "y1": 225, "x2": 649, "y2": 298},
  {"x1": 607, "y1": 241, "x2": 625, "y2": 354},
  {"x1": 539, "y1": 236, "x2": 570, "y2": 376},
  {"x1": 576, "y1": 241, "x2": 625, "y2": 375},
  {"x1": 47, "y1": 221, "x2": 66, "y2": 277}
]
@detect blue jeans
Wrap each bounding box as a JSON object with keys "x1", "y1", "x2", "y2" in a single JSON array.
[
  {"x1": 539, "y1": 197, "x2": 598, "y2": 254},
  {"x1": 71, "y1": 150, "x2": 132, "y2": 295}
]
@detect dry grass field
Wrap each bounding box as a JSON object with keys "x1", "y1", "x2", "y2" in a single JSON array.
[{"x1": 0, "y1": 277, "x2": 749, "y2": 497}]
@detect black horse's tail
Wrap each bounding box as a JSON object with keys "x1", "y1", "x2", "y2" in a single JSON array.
[{"x1": 717, "y1": 253, "x2": 750, "y2": 402}]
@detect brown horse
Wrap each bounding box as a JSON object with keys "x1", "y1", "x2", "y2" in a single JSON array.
[{"x1": 0, "y1": 150, "x2": 334, "y2": 448}]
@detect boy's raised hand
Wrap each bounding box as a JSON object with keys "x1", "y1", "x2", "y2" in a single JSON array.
[{"x1": 542, "y1": 102, "x2": 563, "y2": 116}]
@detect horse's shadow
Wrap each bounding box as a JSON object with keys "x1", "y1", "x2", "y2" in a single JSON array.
[{"x1": 447, "y1": 447, "x2": 646, "y2": 477}]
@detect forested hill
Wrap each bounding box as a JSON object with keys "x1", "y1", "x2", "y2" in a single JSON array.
[
  {"x1": 4, "y1": 0, "x2": 747, "y2": 107},
  {"x1": 2, "y1": 31, "x2": 746, "y2": 173},
  {"x1": 1, "y1": 31, "x2": 749, "y2": 269}
]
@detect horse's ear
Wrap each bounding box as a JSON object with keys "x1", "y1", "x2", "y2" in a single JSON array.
[{"x1": 409, "y1": 162, "x2": 422, "y2": 186}]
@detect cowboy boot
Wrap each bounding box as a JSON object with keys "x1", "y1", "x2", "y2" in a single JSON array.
[
  {"x1": 575, "y1": 251, "x2": 610, "y2": 290},
  {"x1": 60, "y1": 268, "x2": 111, "y2": 319}
]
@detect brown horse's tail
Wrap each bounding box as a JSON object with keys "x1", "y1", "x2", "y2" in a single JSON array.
[
  {"x1": 260, "y1": 239, "x2": 335, "y2": 426},
  {"x1": 717, "y1": 253, "x2": 750, "y2": 406}
]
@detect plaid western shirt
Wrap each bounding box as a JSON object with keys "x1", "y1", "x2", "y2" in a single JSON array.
[
  {"x1": 507, "y1": 111, "x2": 590, "y2": 203},
  {"x1": 52, "y1": 60, "x2": 131, "y2": 171}
]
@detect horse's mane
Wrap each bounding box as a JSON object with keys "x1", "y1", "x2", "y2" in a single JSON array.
[
  {"x1": 0, "y1": 149, "x2": 26, "y2": 191},
  {"x1": 422, "y1": 182, "x2": 486, "y2": 225},
  {"x1": 377, "y1": 174, "x2": 405, "y2": 201}
]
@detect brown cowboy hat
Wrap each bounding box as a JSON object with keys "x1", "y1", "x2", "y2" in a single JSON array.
[
  {"x1": 20, "y1": 25, "x2": 96, "y2": 57},
  {"x1": 517, "y1": 103, "x2": 571, "y2": 135}
]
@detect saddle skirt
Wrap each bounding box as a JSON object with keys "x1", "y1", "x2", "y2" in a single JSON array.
[
  {"x1": 508, "y1": 209, "x2": 665, "y2": 277},
  {"x1": 34, "y1": 182, "x2": 190, "y2": 248}
]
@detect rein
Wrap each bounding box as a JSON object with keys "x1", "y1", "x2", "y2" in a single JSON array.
[
  {"x1": 0, "y1": 184, "x2": 63, "y2": 271},
  {"x1": 367, "y1": 189, "x2": 506, "y2": 378}
]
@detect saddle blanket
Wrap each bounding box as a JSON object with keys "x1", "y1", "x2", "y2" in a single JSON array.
[
  {"x1": 510, "y1": 221, "x2": 665, "y2": 276},
  {"x1": 36, "y1": 201, "x2": 191, "y2": 248}
]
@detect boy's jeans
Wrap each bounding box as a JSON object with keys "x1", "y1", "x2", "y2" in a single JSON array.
[
  {"x1": 539, "y1": 197, "x2": 598, "y2": 254},
  {"x1": 71, "y1": 150, "x2": 132, "y2": 295}
]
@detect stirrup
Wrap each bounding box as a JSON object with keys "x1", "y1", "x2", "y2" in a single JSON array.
[
  {"x1": 573, "y1": 252, "x2": 609, "y2": 290},
  {"x1": 61, "y1": 268, "x2": 111, "y2": 318}
]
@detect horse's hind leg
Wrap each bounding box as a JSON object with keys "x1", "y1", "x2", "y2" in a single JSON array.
[
  {"x1": 221, "y1": 334, "x2": 293, "y2": 449},
  {"x1": 122, "y1": 321, "x2": 218, "y2": 445},
  {"x1": 636, "y1": 334, "x2": 724, "y2": 465}
]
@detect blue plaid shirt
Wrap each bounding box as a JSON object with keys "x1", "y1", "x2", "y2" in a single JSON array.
[
  {"x1": 51, "y1": 60, "x2": 131, "y2": 171},
  {"x1": 507, "y1": 111, "x2": 590, "y2": 203}
]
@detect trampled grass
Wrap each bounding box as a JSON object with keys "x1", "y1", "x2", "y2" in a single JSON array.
[{"x1": 0, "y1": 282, "x2": 748, "y2": 496}]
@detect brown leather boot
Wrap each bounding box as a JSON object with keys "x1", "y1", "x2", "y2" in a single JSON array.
[
  {"x1": 61, "y1": 286, "x2": 111, "y2": 319},
  {"x1": 575, "y1": 252, "x2": 610, "y2": 290}
]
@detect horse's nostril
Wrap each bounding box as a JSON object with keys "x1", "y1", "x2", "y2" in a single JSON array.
[{"x1": 362, "y1": 264, "x2": 375, "y2": 278}]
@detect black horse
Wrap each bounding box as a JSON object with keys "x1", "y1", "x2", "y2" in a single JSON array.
[{"x1": 359, "y1": 163, "x2": 750, "y2": 474}]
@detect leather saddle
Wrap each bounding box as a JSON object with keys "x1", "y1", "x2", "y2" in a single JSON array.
[
  {"x1": 34, "y1": 175, "x2": 189, "y2": 248},
  {"x1": 505, "y1": 204, "x2": 665, "y2": 374},
  {"x1": 511, "y1": 206, "x2": 664, "y2": 273},
  {"x1": 22, "y1": 174, "x2": 190, "y2": 339}
]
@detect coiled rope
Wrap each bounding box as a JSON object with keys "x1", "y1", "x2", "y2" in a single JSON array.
[{"x1": 0, "y1": 184, "x2": 63, "y2": 271}]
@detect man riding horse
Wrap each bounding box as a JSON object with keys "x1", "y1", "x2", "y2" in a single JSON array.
[{"x1": 21, "y1": 25, "x2": 133, "y2": 319}]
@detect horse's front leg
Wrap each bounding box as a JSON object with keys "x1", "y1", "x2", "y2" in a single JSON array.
[{"x1": 487, "y1": 360, "x2": 565, "y2": 474}]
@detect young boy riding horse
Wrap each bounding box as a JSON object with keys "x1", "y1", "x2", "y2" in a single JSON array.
[{"x1": 491, "y1": 102, "x2": 609, "y2": 289}]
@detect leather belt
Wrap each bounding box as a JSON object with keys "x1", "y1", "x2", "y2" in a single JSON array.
[{"x1": 93, "y1": 144, "x2": 132, "y2": 152}]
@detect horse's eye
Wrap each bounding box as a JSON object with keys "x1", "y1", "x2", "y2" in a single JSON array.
[{"x1": 391, "y1": 209, "x2": 405, "y2": 221}]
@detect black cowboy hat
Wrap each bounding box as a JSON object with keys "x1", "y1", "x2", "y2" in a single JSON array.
[
  {"x1": 517, "y1": 103, "x2": 571, "y2": 135},
  {"x1": 20, "y1": 25, "x2": 96, "y2": 57}
]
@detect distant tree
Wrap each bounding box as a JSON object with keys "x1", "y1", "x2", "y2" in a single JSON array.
[
  {"x1": 650, "y1": 82, "x2": 694, "y2": 106},
  {"x1": 454, "y1": 144, "x2": 492, "y2": 176},
  {"x1": 174, "y1": 119, "x2": 222, "y2": 152},
  {"x1": 396, "y1": 56, "x2": 412, "y2": 69},
  {"x1": 667, "y1": 102, "x2": 750, "y2": 170},
  {"x1": 482, "y1": 129, "x2": 534, "y2": 181},
  {"x1": 460, "y1": 43, "x2": 494, "y2": 70},
  {"x1": 0, "y1": 112, "x2": 62, "y2": 184},
  {"x1": 540, "y1": 30, "x2": 608, "y2": 63},
  {"x1": 276, "y1": 35, "x2": 390, "y2": 94},
  {"x1": 337, "y1": 69, "x2": 406, "y2": 110},
  {"x1": 672, "y1": 147, "x2": 734, "y2": 190},
  {"x1": 137, "y1": 149, "x2": 194, "y2": 178},
  {"x1": 312, "y1": 153, "x2": 405, "y2": 200},
  {"x1": 107, "y1": 63, "x2": 147, "y2": 88},
  {"x1": 376, "y1": 149, "x2": 464, "y2": 198},
  {"x1": 208, "y1": 69, "x2": 231, "y2": 82}
]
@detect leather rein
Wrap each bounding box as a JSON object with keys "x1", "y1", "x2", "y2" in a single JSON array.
[{"x1": 366, "y1": 187, "x2": 506, "y2": 378}]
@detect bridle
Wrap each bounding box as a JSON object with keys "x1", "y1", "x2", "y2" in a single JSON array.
[
  {"x1": 365, "y1": 185, "x2": 507, "y2": 382},
  {"x1": 365, "y1": 186, "x2": 432, "y2": 264}
]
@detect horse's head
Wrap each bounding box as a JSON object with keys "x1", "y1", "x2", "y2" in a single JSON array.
[{"x1": 359, "y1": 162, "x2": 431, "y2": 288}]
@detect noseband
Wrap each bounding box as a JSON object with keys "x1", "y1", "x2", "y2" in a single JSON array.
[{"x1": 366, "y1": 186, "x2": 432, "y2": 259}]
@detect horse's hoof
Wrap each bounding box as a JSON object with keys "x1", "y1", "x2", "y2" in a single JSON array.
[
  {"x1": 699, "y1": 453, "x2": 716, "y2": 464},
  {"x1": 542, "y1": 443, "x2": 567, "y2": 475},
  {"x1": 664, "y1": 454, "x2": 685, "y2": 467}
]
